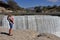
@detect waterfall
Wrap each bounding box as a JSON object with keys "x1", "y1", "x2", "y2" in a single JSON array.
[{"x1": 2, "y1": 15, "x2": 60, "y2": 37}]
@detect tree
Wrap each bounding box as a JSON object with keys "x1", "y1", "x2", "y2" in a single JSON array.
[
  {"x1": 52, "y1": 5, "x2": 57, "y2": 8},
  {"x1": 42, "y1": 6, "x2": 48, "y2": 13},
  {"x1": 47, "y1": 5, "x2": 52, "y2": 10},
  {"x1": 34, "y1": 6, "x2": 42, "y2": 12},
  {"x1": 57, "y1": 6, "x2": 60, "y2": 12}
]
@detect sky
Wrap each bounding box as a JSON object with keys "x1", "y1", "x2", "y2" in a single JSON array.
[{"x1": 3, "y1": 0, "x2": 60, "y2": 8}]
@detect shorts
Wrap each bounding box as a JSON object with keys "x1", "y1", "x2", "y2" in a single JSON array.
[{"x1": 9, "y1": 22, "x2": 13, "y2": 29}]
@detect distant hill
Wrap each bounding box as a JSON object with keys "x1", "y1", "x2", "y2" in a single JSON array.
[
  {"x1": 0, "y1": 1, "x2": 11, "y2": 9},
  {"x1": 0, "y1": 1, "x2": 26, "y2": 13}
]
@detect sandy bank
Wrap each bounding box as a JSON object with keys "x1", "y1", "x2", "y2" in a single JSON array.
[{"x1": 0, "y1": 27, "x2": 60, "y2": 40}]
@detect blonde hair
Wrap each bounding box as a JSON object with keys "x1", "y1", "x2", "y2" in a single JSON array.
[{"x1": 8, "y1": 14, "x2": 12, "y2": 17}]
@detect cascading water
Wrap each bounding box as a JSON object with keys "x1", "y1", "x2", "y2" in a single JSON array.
[{"x1": 2, "y1": 15, "x2": 60, "y2": 37}]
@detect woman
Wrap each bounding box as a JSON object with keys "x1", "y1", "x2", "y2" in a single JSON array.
[{"x1": 7, "y1": 14, "x2": 14, "y2": 36}]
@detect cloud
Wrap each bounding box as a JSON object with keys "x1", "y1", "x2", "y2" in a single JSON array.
[{"x1": 48, "y1": 0, "x2": 59, "y2": 2}]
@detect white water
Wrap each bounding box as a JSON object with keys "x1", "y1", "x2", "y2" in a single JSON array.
[{"x1": 2, "y1": 15, "x2": 60, "y2": 37}]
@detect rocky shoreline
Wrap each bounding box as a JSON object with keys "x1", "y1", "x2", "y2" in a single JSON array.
[{"x1": 0, "y1": 27, "x2": 60, "y2": 40}]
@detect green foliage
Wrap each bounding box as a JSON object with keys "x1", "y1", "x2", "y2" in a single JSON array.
[
  {"x1": 57, "y1": 6, "x2": 60, "y2": 12},
  {"x1": 34, "y1": 5, "x2": 60, "y2": 13},
  {"x1": 34, "y1": 6, "x2": 42, "y2": 12}
]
